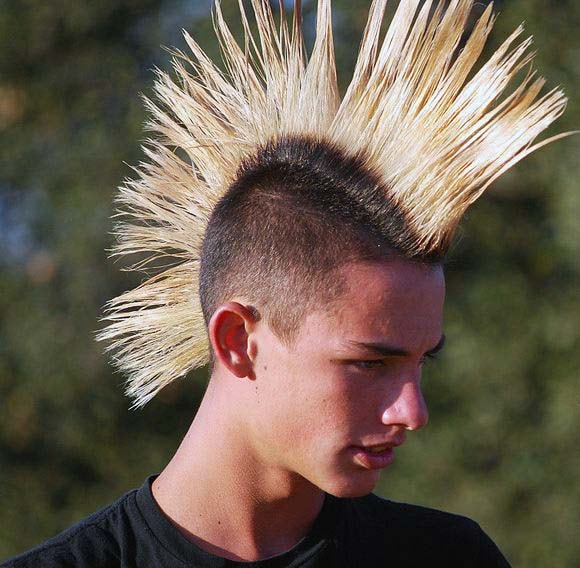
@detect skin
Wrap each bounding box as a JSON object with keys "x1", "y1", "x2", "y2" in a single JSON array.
[{"x1": 152, "y1": 257, "x2": 445, "y2": 561}]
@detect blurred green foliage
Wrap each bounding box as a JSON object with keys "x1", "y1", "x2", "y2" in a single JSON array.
[{"x1": 0, "y1": 1, "x2": 578, "y2": 566}]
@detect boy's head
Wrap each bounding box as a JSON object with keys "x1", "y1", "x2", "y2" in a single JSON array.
[{"x1": 98, "y1": 1, "x2": 567, "y2": 407}]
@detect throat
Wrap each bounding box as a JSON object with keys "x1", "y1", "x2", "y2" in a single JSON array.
[
  {"x1": 151, "y1": 411, "x2": 326, "y2": 562},
  {"x1": 153, "y1": 469, "x2": 326, "y2": 562}
]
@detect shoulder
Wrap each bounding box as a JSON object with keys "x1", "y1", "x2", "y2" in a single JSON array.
[
  {"x1": 2, "y1": 488, "x2": 139, "y2": 568},
  {"x1": 335, "y1": 493, "x2": 511, "y2": 567},
  {"x1": 342, "y1": 492, "x2": 486, "y2": 540},
  {"x1": 349, "y1": 492, "x2": 477, "y2": 528}
]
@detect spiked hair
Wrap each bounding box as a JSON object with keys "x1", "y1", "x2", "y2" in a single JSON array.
[{"x1": 99, "y1": 0, "x2": 568, "y2": 407}]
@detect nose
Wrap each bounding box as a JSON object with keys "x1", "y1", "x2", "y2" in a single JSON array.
[{"x1": 381, "y1": 378, "x2": 429, "y2": 431}]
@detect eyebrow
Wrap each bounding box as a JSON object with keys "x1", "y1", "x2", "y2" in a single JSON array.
[{"x1": 345, "y1": 334, "x2": 446, "y2": 358}]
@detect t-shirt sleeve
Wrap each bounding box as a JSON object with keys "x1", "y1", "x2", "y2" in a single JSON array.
[
  {"x1": 464, "y1": 519, "x2": 511, "y2": 567},
  {"x1": 426, "y1": 514, "x2": 511, "y2": 567}
]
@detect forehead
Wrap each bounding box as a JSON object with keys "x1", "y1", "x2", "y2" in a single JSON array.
[{"x1": 297, "y1": 258, "x2": 445, "y2": 350}]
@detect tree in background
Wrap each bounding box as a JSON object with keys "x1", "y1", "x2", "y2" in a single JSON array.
[{"x1": 0, "y1": 1, "x2": 578, "y2": 565}]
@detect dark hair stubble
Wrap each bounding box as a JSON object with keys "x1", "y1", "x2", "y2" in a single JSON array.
[{"x1": 199, "y1": 135, "x2": 445, "y2": 344}]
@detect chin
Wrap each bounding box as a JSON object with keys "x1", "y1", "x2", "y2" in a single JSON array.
[{"x1": 319, "y1": 470, "x2": 381, "y2": 498}]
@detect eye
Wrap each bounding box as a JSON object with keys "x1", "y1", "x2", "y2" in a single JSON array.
[{"x1": 351, "y1": 359, "x2": 386, "y2": 370}]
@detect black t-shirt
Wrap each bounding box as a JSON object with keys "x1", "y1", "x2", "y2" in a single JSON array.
[{"x1": 2, "y1": 476, "x2": 510, "y2": 567}]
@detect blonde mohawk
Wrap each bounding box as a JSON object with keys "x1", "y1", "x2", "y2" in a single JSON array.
[{"x1": 99, "y1": 0, "x2": 568, "y2": 407}]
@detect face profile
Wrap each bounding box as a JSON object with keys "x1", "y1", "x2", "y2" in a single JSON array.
[{"x1": 209, "y1": 257, "x2": 445, "y2": 499}]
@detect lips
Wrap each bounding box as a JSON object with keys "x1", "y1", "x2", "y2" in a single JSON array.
[{"x1": 351, "y1": 438, "x2": 404, "y2": 470}]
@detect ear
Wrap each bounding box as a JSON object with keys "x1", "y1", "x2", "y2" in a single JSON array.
[{"x1": 208, "y1": 302, "x2": 258, "y2": 379}]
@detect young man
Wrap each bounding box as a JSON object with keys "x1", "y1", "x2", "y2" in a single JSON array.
[{"x1": 4, "y1": 0, "x2": 568, "y2": 566}]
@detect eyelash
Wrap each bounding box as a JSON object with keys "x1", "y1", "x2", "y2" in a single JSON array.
[{"x1": 352, "y1": 353, "x2": 438, "y2": 370}]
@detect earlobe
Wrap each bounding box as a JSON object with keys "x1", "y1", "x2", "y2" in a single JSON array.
[{"x1": 208, "y1": 302, "x2": 258, "y2": 379}]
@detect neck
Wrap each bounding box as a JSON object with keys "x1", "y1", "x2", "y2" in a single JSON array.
[{"x1": 152, "y1": 377, "x2": 326, "y2": 562}]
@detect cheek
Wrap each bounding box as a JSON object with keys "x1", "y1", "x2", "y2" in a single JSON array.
[{"x1": 257, "y1": 359, "x2": 356, "y2": 445}]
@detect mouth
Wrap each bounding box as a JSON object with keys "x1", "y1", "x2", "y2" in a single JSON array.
[{"x1": 351, "y1": 440, "x2": 404, "y2": 470}]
